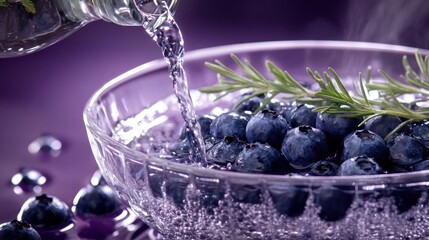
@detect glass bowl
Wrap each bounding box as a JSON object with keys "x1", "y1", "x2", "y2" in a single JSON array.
[{"x1": 84, "y1": 41, "x2": 429, "y2": 239}]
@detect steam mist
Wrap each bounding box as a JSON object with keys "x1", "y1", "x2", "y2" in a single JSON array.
[{"x1": 345, "y1": 0, "x2": 429, "y2": 48}]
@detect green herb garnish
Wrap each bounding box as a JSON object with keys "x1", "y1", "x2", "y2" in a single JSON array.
[
  {"x1": 200, "y1": 52, "x2": 429, "y2": 139},
  {"x1": 0, "y1": 0, "x2": 36, "y2": 14}
]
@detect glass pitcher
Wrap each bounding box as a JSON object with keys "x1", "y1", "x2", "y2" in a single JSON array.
[{"x1": 0, "y1": 0, "x2": 179, "y2": 57}]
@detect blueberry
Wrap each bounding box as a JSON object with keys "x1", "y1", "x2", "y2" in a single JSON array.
[
  {"x1": 408, "y1": 121, "x2": 429, "y2": 148},
  {"x1": 207, "y1": 136, "x2": 245, "y2": 166},
  {"x1": 412, "y1": 160, "x2": 429, "y2": 171},
  {"x1": 316, "y1": 113, "x2": 362, "y2": 143},
  {"x1": 341, "y1": 129, "x2": 388, "y2": 166},
  {"x1": 148, "y1": 172, "x2": 163, "y2": 198},
  {"x1": 74, "y1": 185, "x2": 122, "y2": 217},
  {"x1": 338, "y1": 156, "x2": 383, "y2": 176},
  {"x1": 180, "y1": 115, "x2": 215, "y2": 140},
  {"x1": 234, "y1": 142, "x2": 286, "y2": 174},
  {"x1": 196, "y1": 181, "x2": 225, "y2": 214},
  {"x1": 230, "y1": 184, "x2": 262, "y2": 204},
  {"x1": 365, "y1": 115, "x2": 403, "y2": 139},
  {"x1": 269, "y1": 185, "x2": 309, "y2": 217},
  {"x1": 165, "y1": 177, "x2": 189, "y2": 207},
  {"x1": 278, "y1": 101, "x2": 296, "y2": 125},
  {"x1": 169, "y1": 139, "x2": 191, "y2": 159},
  {"x1": 281, "y1": 126, "x2": 329, "y2": 169},
  {"x1": 210, "y1": 112, "x2": 249, "y2": 141},
  {"x1": 0, "y1": 220, "x2": 41, "y2": 240},
  {"x1": 386, "y1": 133, "x2": 426, "y2": 166},
  {"x1": 391, "y1": 187, "x2": 422, "y2": 213},
  {"x1": 290, "y1": 104, "x2": 317, "y2": 128},
  {"x1": 306, "y1": 160, "x2": 339, "y2": 176},
  {"x1": 11, "y1": 168, "x2": 48, "y2": 193},
  {"x1": 235, "y1": 95, "x2": 264, "y2": 114},
  {"x1": 246, "y1": 109, "x2": 290, "y2": 149},
  {"x1": 313, "y1": 186, "x2": 354, "y2": 221},
  {"x1": 19, "y1": 194, "x2": 71, "y2": 229},
  {"x1": 267, "y1": 99, "x2": 289, "y2": 113}
]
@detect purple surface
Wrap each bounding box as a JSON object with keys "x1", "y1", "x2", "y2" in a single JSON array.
[{"x1": 1, "y1": 0, "x2": 429, "y2": 223}]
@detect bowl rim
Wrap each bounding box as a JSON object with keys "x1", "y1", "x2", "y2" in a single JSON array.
[{"x1": 84, "y1": 40, "x2": 429, "y2": 186}]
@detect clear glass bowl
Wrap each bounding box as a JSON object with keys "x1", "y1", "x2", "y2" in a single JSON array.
[{"x1": 84, "y1": 41, "x2": 429, "y2": 239}]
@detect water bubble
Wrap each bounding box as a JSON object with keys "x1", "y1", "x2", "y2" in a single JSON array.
[
  {"x1": 11, "y1": 168, "x2": 47, "y2": 194},
  {"x1": 28, "y1": 134, "x2": 62, "y2": 157}
]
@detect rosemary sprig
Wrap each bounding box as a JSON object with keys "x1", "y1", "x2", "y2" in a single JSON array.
[
  {"x1": 0, "y1": 0, "x2": 36, "y2": 14},
  {"x1": 200, "y1": 52, "x2": 429, "y2": 138}
]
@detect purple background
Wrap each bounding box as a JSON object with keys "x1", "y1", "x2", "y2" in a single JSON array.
[{"x1": 1, "y1": 0, "x2": 429, "y2": 222}]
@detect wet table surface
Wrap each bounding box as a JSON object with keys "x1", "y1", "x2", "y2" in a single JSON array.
[{"x1": 0, "y1": 0, "x2": 428, "y2": 229}]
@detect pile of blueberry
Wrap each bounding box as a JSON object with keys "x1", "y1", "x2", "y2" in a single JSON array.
[
  {"x1": 0, "y1": 178, "x2": 124, "y2": 240},
  {"x1": 176, "y1": 94, "x2": 429, "y2": 177}
]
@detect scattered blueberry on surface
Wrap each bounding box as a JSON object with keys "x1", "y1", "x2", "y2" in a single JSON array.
[
  {"x1": 316, "y1": 112, "x2": 362, "y2": 143},
  {"x1": 313, "y1": 186, "x2": 354, "y2": 221},
  {"x1": 0, "y1": 220, "x2": 42, "y2": 240},
  {"x1": 341, "y1": 129, "x2": 388, "y2": 166},
  {"x1": 290, "y1": 104, "x2": 317, "y2": 128},
  {"x1": 210, "y1": 112, "x2": 249, "y2": 141},
  {"x1": 207, "y1": 136, "x2": 245, "y2": 166},
  {"x1": 281, "y1": 126, "x2": 329, "y2": 169},
  {"x1": 338, "y1": 156, "x2": 383, "y2": 176},
  {"x1": 246, "y1": 109, "x2": 290, "y2": 149},
  {"x1": 234, "y1": 142, "x2": 286, "y2": 174},
  {"x1": 387, "y1": 133, "x2": 427, "y2": 166},
  {"x1": 11, "y1": 168, "x2": 48, "y2": 193},
  {"x1": 74, "y1": 185, "x2": 122, "y2": 217},
  {"x1": 364, "y1": 115, "x2": 403, "y2": 139},
  {"x1": 19, "y1": 194, "x2": 71, "y2": 229}
]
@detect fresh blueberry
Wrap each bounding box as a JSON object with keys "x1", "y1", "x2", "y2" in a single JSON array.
[
  {"x1": 210, "y1": 112, "x2": 249, "y2": 141},
  {"x1": 267, "y1": 99, "x2": 289, "y2": 113},
  {"x1": 364, "y1": 115, "x2": 403, "y2": 139},
  {"x1": 234, "y1": 142, "x2": 286, "y2": 174},
  {"x1": 412, "y1": 160, "x2": 429, "y2": 171},
  {"x1": 246, "y1": 109, "x2": 290, "y2": 149},
  {"x1": 269, "y1": 185, "x2": 309, "y2": 217},
  {"x1": 207, "y1": 136, "x2": 245, "y2": 166},
  {"x1": 196, "y1": 181, "x2": 225, "y2": 214},
  {"x1": 230, "y1": 184, "x2": 262, "y2": 204},
  {"x1": 386, "y1": 133, "x2": 426, "y2": 166},
  {"x1": 0, "y1": 220, "x2": 41, "y2": 240},
  {"x1": 306, "y1": 160, "x2": 339, "y2": 176},
  {"x1": 169, "y1": 139, "x2": 191, "y2": 159},
  {"x1": 338, "y1": 156, "x2": 383, "y2": 176},
  {"x1": 316, "y1": 113, "x2": 362, "y2": 143},
  {"x1": 290, "y1": 104, "x2": 317, "y2": 128},
  {"x1": 391, "y1": 187, "x2": 422, "y2": 213},
  {"x1": 180, "y1": 115, "x2": 215, "y2": 140},
  {"x1": 19, "y1": 194, "x2": 71, "y2": 229},
  {"x1": 11, "y1": 168, "x2": 48, "y2": 193},
  {"x1": 74, "y1": 185, "x2": 122, "y2": 217},
  {"x1": 408, "y1": 121, "x2": 429, "y2": 148},
  {"x1": 281, "y1": 126, "x2": 329, "y2": 169},
  {"x1": 235, "y1": 95, "x2": 265, "y2": 114},
  {"x1": 341, "y1": 129, "x2": 388, "y2": 166},
  {"x1": 165, "y1": 178, "x2": 189, "y2": 207},
  {"x1": 148, "y1": 172, "x2": 163, "y2": 198},
  {"x1": 313, "y1": 186, "x2": 354, "y2": 221},
  {"x1": 278, "y1": 101, "x2": 296, "y2": 125}
]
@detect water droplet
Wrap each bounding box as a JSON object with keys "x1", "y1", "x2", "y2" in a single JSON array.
[
  {"x1": 90, "y1": 170, "x2": 107, "y2": 186},
  {"x1": 11, "y1": 168, "x2": 48, "y2": 194},
  {"x1": 28, "y1": 134, "x2": 62, "y2": 157}
]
